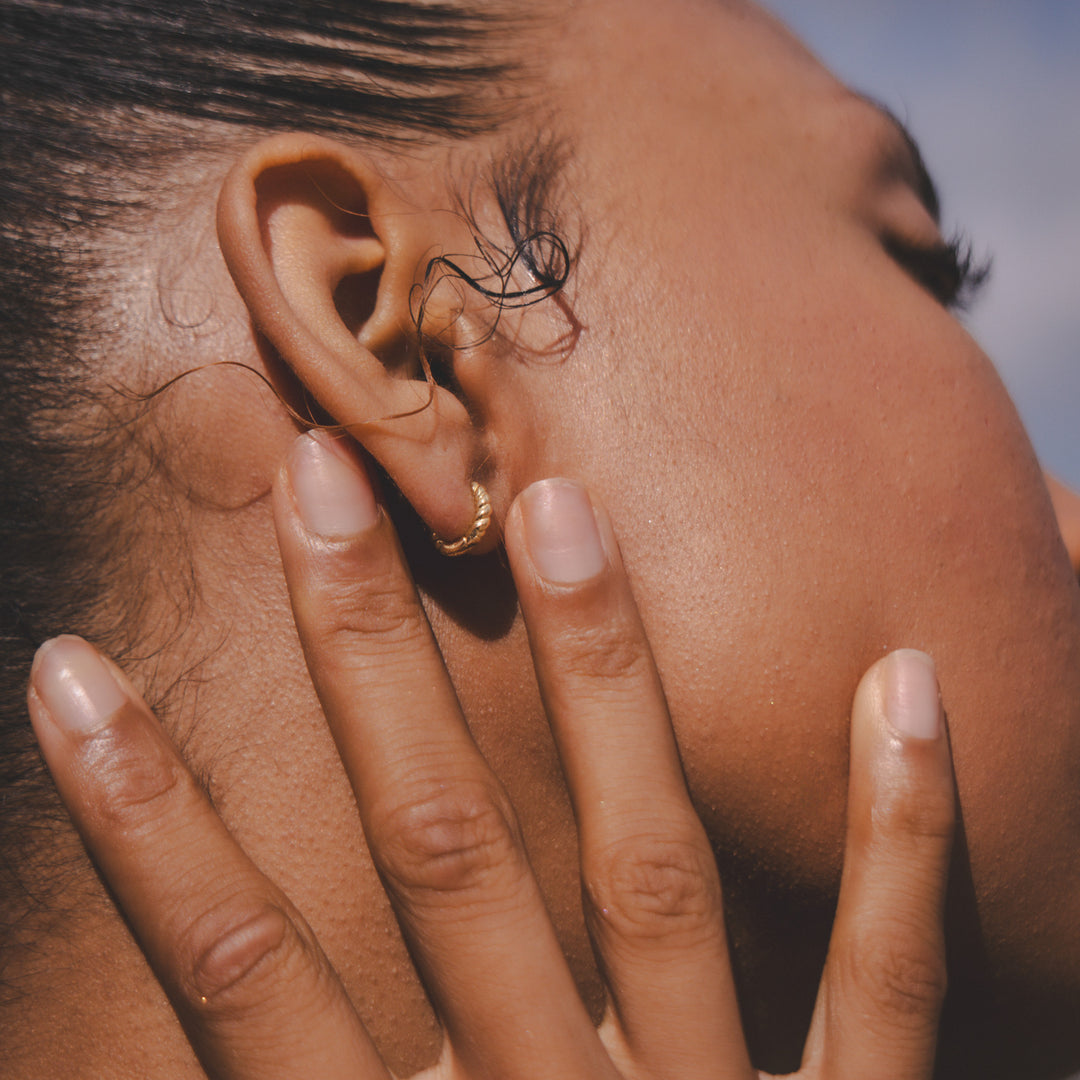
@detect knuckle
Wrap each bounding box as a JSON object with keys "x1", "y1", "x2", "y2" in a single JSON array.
[
  {"x1": 585, "y1": 833, "x2": 720, "y2": 945},
  {"x1": 370, "y1": 782, "x2": 523, "y2": 899},
  {"x1": 82, "y1": 720, "x2": 187, "y2": 835},
  {"x1": 552, "y1": 618, "x2": 651, "y2": 687},
  {"x1": 316, "y1": 569, "x2": 426, "y2": 648},
  {"x1": 176, "y1": 898, "x2": 315, "y2": 1015},
  {"x1": 872, "y1": 778, "x2": 955, "y2": 847},
  {"x1": 835, "y1": 926, "x2": 947, "y2": 1023}
]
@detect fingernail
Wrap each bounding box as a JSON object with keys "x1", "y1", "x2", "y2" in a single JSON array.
[
  {"x1": 31, "y1": 636, "x2": 129, "y2": 735},
  {"x1": 518, "y1": 478, "x2": 607, "y2": 584},
  {"x1": 287, "y1": 431, "x2": 378, "y2": 539},
  {"x1": 883, "y1": 649, "x2": 943, "y2": 740}
]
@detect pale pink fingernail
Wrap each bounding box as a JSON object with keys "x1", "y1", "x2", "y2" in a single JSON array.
[
  {"x1": 287, "y1": 431, "x2": 378, "y2": 539},
  {"x1": 518, "y1": 479, "x2": 608, "y2": 584},
  {"x1": 31, "y1": 636, "x2": 129, "y2": 735},
  {"x1": 884, "y1": 649, "x2": 943, "y2": 740}
]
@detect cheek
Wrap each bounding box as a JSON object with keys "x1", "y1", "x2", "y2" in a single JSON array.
[
  {"x1": 569, "y1": 271, "x2": 1080, "y2": 978},
  {"x1": 491, "y1": 247, "x2": 1080, "y2": 1011}
]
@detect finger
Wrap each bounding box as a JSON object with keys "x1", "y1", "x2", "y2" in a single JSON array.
[
  {"x1": 1046, "y1": 473, "x2": 1080, "y2": 576},
  {"x1": 505, "y1": 479, "x2": 754, "y2": 1080},
  {"x1": 26, "y1": 635, "x2": 388, "y2": 1080},
  {"x1": 274, "y1": 433, "x2": 615, "y2": 1080},
  {"x1": 804, "y1": 649, "x2": 954, "y2": 1080}
]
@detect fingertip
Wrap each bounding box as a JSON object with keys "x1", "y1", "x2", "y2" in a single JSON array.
[
  {"x1": 882, "y1": 649, "x2": 943, "y2": 742},
  {"x1": 516, "y1": 478, "x2": 608, "y2": 585},
  {"x1": 29, "y1": 635, "x2": 129, "y2": 737},
  {"x1": 854, "y1": 650, "x2": 944, "y2": 743},
  {"x1": 508, "y1": 479, "x2": 626, "y2": 594},
  {"x1": 30, "y1": 633, "x2": 82, "y2": 681},
  {"x1": 848, "y1": 650, "x2": 955, "y2": 839},
  {"x1": 285, "y1": 430, "x2": 380, "y2": 540}
]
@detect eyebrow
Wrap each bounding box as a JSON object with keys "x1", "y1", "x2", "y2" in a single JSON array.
[{"x1": 857, "y1": 94, "x2": 943, "y2": 225}]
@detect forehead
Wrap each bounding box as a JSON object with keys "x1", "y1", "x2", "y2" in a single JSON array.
[
  {"x1": 538, "y1": 0, "x2": 933, "y2": 237},
  {"x1": 542, "y1": 2, "x2": 865, "y2": 225},
  {"x1": 546, "y1": 0, "x2": 840, "y2": 112},
  {"x1": 540, "y1": 0, "x2": 861, "y2": 212}
]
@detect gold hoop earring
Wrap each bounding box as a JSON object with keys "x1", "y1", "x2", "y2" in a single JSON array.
[{"x1": 433, "y1": 481, "x2": 492, "y2": 557}]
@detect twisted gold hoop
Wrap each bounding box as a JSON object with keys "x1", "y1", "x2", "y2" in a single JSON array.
[{"x1": 433, "y1": 481, "x2": 492, "y2": 557}]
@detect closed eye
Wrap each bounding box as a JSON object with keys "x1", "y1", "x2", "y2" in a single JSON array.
[
  {"x1": 859, "y1": 96, "x2": 993, "y2": 311},
  {"x1": 884, "y1": 233, "x2": 992, "y2": 311}
]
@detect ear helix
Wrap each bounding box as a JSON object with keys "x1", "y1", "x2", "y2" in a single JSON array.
[{"x1": 432, "y1": 480, "x2": 492, "y2": 557}]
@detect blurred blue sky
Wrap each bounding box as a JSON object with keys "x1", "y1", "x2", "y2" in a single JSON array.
[{"x1": 763, "y1": 1, "x2": 1080, "y2": 487}]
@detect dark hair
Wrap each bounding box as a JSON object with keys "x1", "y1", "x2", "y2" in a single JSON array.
[{"x1": 0, "y1": 0, "x2": 564, "y2": 978}]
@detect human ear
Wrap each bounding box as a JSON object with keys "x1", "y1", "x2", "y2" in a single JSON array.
[
  {"x1": 216, "y1": 133, "x2": 492, "y2": 551},
  {"x1": 1046, "y1": 474, "x2": 1080, "y2": 576}
]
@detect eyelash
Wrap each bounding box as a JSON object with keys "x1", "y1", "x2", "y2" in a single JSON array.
[{"x1": 885, "y1": 232, "x2": 992, "y2": 311}]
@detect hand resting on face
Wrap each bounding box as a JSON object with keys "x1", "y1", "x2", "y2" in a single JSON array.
[{"x1": 26, "y1": 431, "x2": 958, "y2": 1080}]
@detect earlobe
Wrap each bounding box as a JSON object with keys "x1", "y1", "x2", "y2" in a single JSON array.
[{"x1": 216, "y1": 132, "x2": 494, "y2": 551}]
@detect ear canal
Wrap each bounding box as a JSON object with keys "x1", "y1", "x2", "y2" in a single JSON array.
[
  {"x1": 333, "y1": 268, "x2": 381, "y2": 342},
  {"x1": 217, "y1": 132, "x2": 495, "y2": 550}
]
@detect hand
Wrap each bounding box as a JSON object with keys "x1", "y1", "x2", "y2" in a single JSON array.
[{"x1": 26, "y1": 431, "x2": 956, "y2": 1079}]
